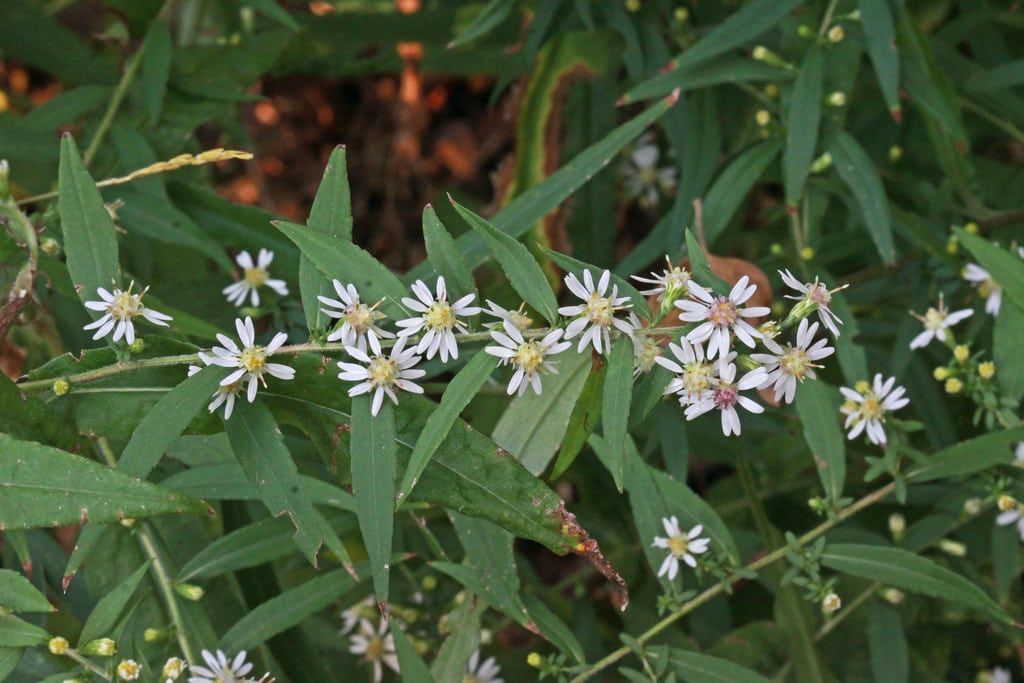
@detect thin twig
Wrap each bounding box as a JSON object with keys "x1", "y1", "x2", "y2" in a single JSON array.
[{"x1": 83, "y1": 50, "x2": 144, "y2": 167}]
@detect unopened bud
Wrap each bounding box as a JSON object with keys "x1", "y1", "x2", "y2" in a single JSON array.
[
  {"x1": 162, "y1": 657, "x2": 186, "y2": 680},
  {"x1": 888, "y1": 513, "x2": 905, "y2": 540},
  {"x1": 119, "y1": 518, "x2": 136, "y2": 528},
  {"x1": 770, "y1": 243, "x2": 784, "y2": 256},
  {"x1": 755, "y1": 109, "x2": 771, "y2": 127},
  {"x1": 938, "y1": 539, "x2": 967, "y2": 557},
  {"x1": 810, "y1": 152, "x2": 833, "y2": 173},
  {"x1": 888, "y1": 145, "x2": 903, "y2": 162},
  {"x1": 40, "y1": 237, "x2": 61, "y2": 256},
  {"x1": 764, "y1": 83, "x2": 779, "y2": 98},
  {"x1": 128, "y1": 338, "x2": 146, "y2": 354},
  {"x1": 965, "y1": 221, "x2": 979, "y2": 234},
  {"x1": 674, "y1": 7, "x2": 688, "y2": 22},
  {"x1": 752, "y1": 45, "x2": 770, "y2": 61},
  {"x1": 421, "y1": 575, "x2": 437, "y2": 591},
  {"x1": 822, "y1": 592, "x2": 841, "y2": 613},
  {"x1": 944, "y1": 378, "x2": 963, "y2": 394},
  {"x1": 827, "y1": 25, "x2": 845, "y2": 43},
  {"x1": 800, "y1": 246, "x2": 815, "y2": 261},
  {"x1": 625, "y1": 0, "x2": 641, "y2": 12},
  {"x1": 855, "y1": 380, "x2": 870, "y2": 393},
  {"x1": 963, "y1": 498, "x2": 982, "y2": 516},
  {"x1": 978, "y1": 361, "x2": 996, "y2": 379},
  {"x1": 527, "y1": 652, "x2": 543, "y2": 668},
  {"x1": 827, "y1": 91, "x2": 847, "y2": 107},
  {"x1": 933, "y1": 367, "x2": 951, "y2": 381},
  {"x1": 144, "y1": 627, "x2": 174, "y2": 643},
  {"x1": 82, "y1": 638, "x2": 116, "y2": 657},
  {"x1": 480, "y1": 628, "x2": 493, "y2": 645},
  {"x1": 954, "y1": 345, "x2": 970, "y2": 363},
  {"x1": 116, "y1": 659, "x2": 141, "y2": 681},
  {"x1": 52, "y1": 379, "x2": 70, "y2": 397},
  {"x1": 946, "y1": 238, "x2": 959, "y2": 255},
  {"x1": 882, "y1": 588, "x2": 905, "y2": 605},
  {"x1": 48, "y1": 636, "x2": 69, "y2": 655},
  {"x1": 174, "y1": 583, "x2": 204, "y2": 601},
  {"x1": 797, "y1": 24, "x2": 816, "y2": 39}
]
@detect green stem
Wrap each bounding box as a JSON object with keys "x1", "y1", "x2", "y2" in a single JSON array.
[
  {"x1": 83, "y1": 49, "x2": 144, "y2": 167},
  {"x1": 568, "y1": 481, "x2": 895, "y2": 682},
  {"x1": 65, "y1": 649, "x2": 112, "y2": 680}
]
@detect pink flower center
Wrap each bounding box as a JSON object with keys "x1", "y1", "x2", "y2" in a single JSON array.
[
  {"x1": 808, "y1": 283, "x2": 832, "y2": 307},
  {"x1": 707, "y1": 297, "x2": 738, "y2": 327},
  {"x1": 713, "y1": 384, "x2": 738, "y2": 410}
]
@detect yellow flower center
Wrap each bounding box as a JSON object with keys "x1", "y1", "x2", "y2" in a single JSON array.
[
  {"x1": 922, "y1": 307, "x2": 945, "y2": 330},
  {"x1": 707, "y1": 297, "x2": 739, "y2": 326},
  {"x1": 779, "y1": 346, "x2": 813, "y2": 379},
  {"x1": 666, "y1": 534, "x2": 689, "y2": 558},
  {"x1": 364, "y1": 636, "x2": 384, "y2": 660},
  {"x1": 860, "y1": 395, "x2": 884, "y2": 420},
  {"x1": 513, "y1": 341, "x2": 545, "y2": 374},
  {"x1": 368, "y1": 356, "x2": 399, "y2": 387},
  {"x1": 239, "y1": 346, "x2": 267, "y2": 372},
  {"x1": 464, "y1": 675, "x2": 481, "y2": 683},
  {"x1": 508, "y1": 309, "x2": 533, "y2": 331},
  {"x1": 808, "y1": 282, "x2": 832, "y2": 306},
  {"x1": 424, "y1": 301, "x2": 456, "y2": 330},
  {"x1": 111, "y1": 290, "x2": 141, "y2": 321},
  {"x1": 117, "y1": 661, "x2": 140, "y2": 678},
  {"x1": 636, "y1": 338, "x2": 660, "y2": 373},
  {"x1": 585, "y1": 293, "x2": 613, "y2": 326},
  {"x1": 998, "y1": 494, "x2": 1017, "y2": 512},
  {"x1": 682, "y1": 362, "x2": 713, "y2": 393},
  {"x1": 978, "y1": 279, "x2": 997, "y2": 298},
  {"x1": 346, "y1": 303, "x2": 373, "y2": 332},
  {"x1": 244, "y1": 267, "x2": 268, "y2": 287}
]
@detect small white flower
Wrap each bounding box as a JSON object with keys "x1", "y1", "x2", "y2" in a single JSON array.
[
  {"x1": 117, "y1": 659, "x2": 141, "y2": 681},
  {"x1": 684, "y1": 362, "x2": 767, "y2": 437},
  {"x1": 997, "y1": 495, "x2": 1024, "y2": 542},
  {"x1": 201, "y1": 317, "x2": 295, "y2": 404},
  {"x1": 779, "y1": 269, "x2": 844, "y2": 337},
  {"x1": 654, "y1": 337, "x2": 719, "y2": 405},
  {"x1": 338, "y1": 335, "x2": 425, "y2": 416},
  {"x1": 83, "y1": 282, "x2": 172, "y2": 344},
  {"x1": 676, "y1": 276, "x2": 770, "y2": 360},
  {"x1": 962, "y1": 263, "x2": 1002, "y2": 315},
  {"x1": 908, "y1": 294, "x2": 973, "y2": 349},
  {"x1": 318, "y1": 280, "x2": 392, "y2": 352},
  {"x1": 340, "y1": 597, "x2": 376, "y2": 635},
  {"x1": 188, "y1": 365, "x2": 242, "y2": 420},
  {"x1": 751, "y1": 319, "x2": 835, "y2": 404},
  {"x1": 622, "y1": 134, "x2": 677, "y2": 208},
  {"x1": 162, "y1": 657, "x2": 187, "y2": 681},
  {"x1": 188, "y1": 649, "x2": 254, "y2": 683},
  {"x1": 482, "y1": 299, "x2": 533, "y2": 332},
  {"x1": 397, "y1": 276, "x2": 480, "y2": 362},
  {"x1": 559, "y1": 269, "x2": 636, "y2": 355},
  {"x1": 631, "y1": 257, "x2": 690, "y2": 301},
  {"x1": 632, "y1": 332, "x2": 662, "y2": 379},
  {"x1": 839, "y1": 374, "x2": 909, "y2": 447},
  {"x1": 485, "y1": 321, "x2": 570, "y2": 396},
  {"x1": 465, "y1": 649, "x2": 503, "y2": 683},
  {"x1": 652, "y1": 517, "x2": 709, "y2": 580},
  {"x1": 1015, "y1": 442, "x2": 1024, "y2": 467},
  {"x1": 348, "y1": 618, "x2": 399, "y2": 683},
  {"x1": 988, "y1": 666, "x2": 1012, "y2": 683},
  {"x1": 223, "y1": 248, "x2": 289, "y2": 307}
]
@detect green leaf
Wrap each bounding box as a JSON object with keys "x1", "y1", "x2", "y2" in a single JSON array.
[
  {"x1": 223, "y1": 400, "x2": 323, "y2": 565},
  {"x1": 703, "y1": 139, "x2": 782, "y2": 244},
  {"x1": 219, "y1": 568, "x2": 359, "y2": 652},
  {"x1": 0, "y1": 374, "x2": 80, "y2": 452},
  {"x1": 0, "y1": 615, "x2": 49, "y2": 647},
  {"x1": 0, "y1": 434, "x2": 209, "y2": 530},
  {"x1": 0, "y1": 647, "x2": 22, "y2": 681},
  {"x1": 162, "y1": 462, "x2": 356, "y2": 511},
  {"x1": 397, "y1": 352, "x2": 497, "y2": 505},
  {"x1": 601, "y1": 337, "x2": 634, "y2": 491},
  {"x1": 449, "y1": 512, "x2": 530, "y2": 626},
  {"x1": 664, "y1": 648, "x2": 771, "y2": 683},
  {"x1": 300, "y1": 146, "x2": 353, "y2": 333},
  {"x1": 521, "y1": 594, "x2": 586, "y2": 665},
  {"x1": 276, "y1": 219, "x2": 408, "y2": 317},
  {"x1": 0, "y1": 569, "x2": 52, "y2": 613},
  {"x1": 78, "y1": 561, "x2": 149, "y2": 646},
  {"x1": 451, "y1": 199, "x2": 558, "y2": 324},
  {"x1": 828, "y1": 130, "x2": 896, "y2": 264},
  {"x1": 422, "y1": 205, "x2": 476, "y2": 302},
  {"x1": 685, "y1": 229, "x2": 729, "y2": 294},
  {"x1": 540, "y1": 246, "x2": 651, "y2": 321},
  {"x1": 955, "y1": 228, "x2": 1024, "y2": 310},
  {"x1": 58, "y1": 134, "x2": 121, "y2": 304},
  {"x1": 907, "y1": 429, "x2": 1024, "y2": 482},
  {"x1": 492, "y1": 349, "x2": 592, "y2": 475},
  {"x1": 621, "y1": 55, "x2": 791, "y2": 103},
  {"x1": 867, "y1": 603, "x2": 909, "y2": 683},
  {"x1": 448, "y1": 0, "x2": 515, "y2": 48},
  {"x1": 430, "y1": 599, "x2": 483, "y2": 682},
  {"x1": 859, "y1": 0, "x2": 901, "y2": 117},
  {"x1": 620, "y1": 0, "x2": 805, "y2": 104},
  {"x1": 351, "y1": 396, "x2": 397, "y2": 608},
  {"x1": 783, "y1": 46, "x2": 824, "y2": 207},
  {"x1": 390, "y1": 622, "x2": 436, "y2": 683},
  {"x1": 994, "y1": 300, "x2": 1024, "y2": 400},
  {"x1": 794, "y1": 380, "x2": 846, "y2": 502},
  {"x1": 821, "y1": 544, "x2": 1011, "y2": 623},
  {"x1": 551, "y1": 358, "x2": 605, "y2": 479},
  {"x1": 405, "y1": 96, "x2": 675, "y2": 279},
  {"x1": 138, "y1": 19, "x2": 172, "y2": 123},
  {"x1": 239, "y1": 0, "x2": 300, "y2": 30}
]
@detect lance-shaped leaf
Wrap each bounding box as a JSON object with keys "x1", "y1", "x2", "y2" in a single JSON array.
[
  {"x1": 0, "y1": 569, "x2": 53, "y2": 613},
  {"x1": 860, "y1": 0, "x2": 901, "y2": 119},
  {"x1": 907, "y1": 428, "x2": 1024, "y2": 482},
  {"x1": 391, "y1": 621, "x2": 435, "y2": 681},
  {"x1": 828, "y1": 131, "x2": 896, "y2": 264},
  {"x1": 224, "y1": 400, "x2": 323, "y2": 565},
  {"x1": 783, "y1": 46, "x2": 824, "y2": 207},
  {"x1": 0, "y1": 615, "x2": 49, "y2": 647},
  {"x1": 868, "y1": 603, "x2": 909, "y2": 683},
  {"x1": 994, "y1": 300, "x2": 1024, "y2": 400},
  {"x1": 422, "y1": 204, "x2": 476, "y2": 302},
  {"x1": 600, "y1": 337, "x2": 634, "y2": 491},
  {"x1": 685, "y1": 229, "x2": 729, "y2": 294},
  {"x1": 551, "y1": 357, "x2": 605, "y2": 479},
  {"x1": 450, "y1": 199, "x2": 558, "y2": 324},
  {"x1": 955, "y1": 228, "x2": 1024, "y2": 310},
  {"x1": 795, "y1": 380, "x2": 846, "y2": 502},
  {"x1": 703, "y1": 139, "x2": 782, "y2": 244},
  {"x1": 58, "y1": 133, "x2": 121, "y2": 304},
  {"x1": 662, "y1": 648, "x2": 771, "y2": 683},
  {"x1": 0, "y1": 374, "x2": 80, "y2": 452},
  {"x1": 448, "y1": 0, "x2": 515, "y2": 48},
  {"x1": 0, "y1": 434, "x2": 209, "y2": 530},
  {"x1": 78, "y1": 561, "x2": 150, "y2": 646}
]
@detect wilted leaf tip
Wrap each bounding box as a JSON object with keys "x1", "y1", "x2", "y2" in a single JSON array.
[{"x1": 554, "y1": 501, "x2": 629, "y2": 610}]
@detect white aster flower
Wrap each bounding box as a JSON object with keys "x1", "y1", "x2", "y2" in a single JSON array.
[
  {"x1": 962, "y1": 248, "x2": 1023, "y2": 316},
  {"x1": 188, "y1": 649, "x2": 254, "y2": 683},
  {"x1": 201, "y1": 317, "x2": 295, "y2": 403},
  {"x1": 338, "y1": 335, "x2": 425, "y2": 416},
  {"x1": 622, "y1": 134, "x2": 677, "y2": 208},
  {"x1": 482, "y1": 299, "x2": 533, "y2": 332},
  {"x1": 189, "y1": 364, "x2": 243, "y2": 420},
  {"x1": 839, "y1": 374, "x2": 909, "y2": 447},
  {"x1": 677, "y1": 276, "x2": 770, "y2": 360},
  {"x1": 779, "y1": 269, "x2": 845, "y2": 337},
  {"x1": 908, "y1": 294, "x2": 973, "y2": 349},
  {"x1": 162, "y1": 657, "x2": 186, "y2": 681},
  {"x1": 632, "y1": 331, "x2": 662, "y2": 379},
  {"x1": 82, "y1": 282, "x2": 172, "y2": 344},
  {"x1": 751, "y1": 319, "x2": 835, "y2": 404},
  {"x1": 117, "y1": 659, "x2": 141, "y2": 681},
  {"x1": 348, "y1": 618, "x2": 399, "y2": 683},
  {"x1": 654, "y1": 337, "x2": 719, "y2": 405},
  {"x1": 340, "y1": 597, "x2": 377, "y2": 635},
  {"x1": 465, "y1": 649, "x2": 503, "y2": 683},
  {"x1": 631, "y1": 256, "x2": 690, "y2": 301},
  {"x1": 397, "y1": 276, "x2": 480, "y2": 362},
  {"x1": 1016, "y1": 442, "x2": 1024, "y2": 468},
  {"x1": 652, "y1": 517, "x2": 709, "y2": 580},
  {"x1": 987, "y1": 666, "x2": 1012, "y2": 683},
  {"x1": 485, "y1": 321, "x2": 570, "y2": 396},
  {"x1": 223, "y1": 248, "x2": 289, "y2": 307},
  {"x1": 559, "y1": 269, "x2": 636, "y2": 354},
  {"x1": 684, "y1": 362, "x2": 767, "y2": 436},
  {"x1": 997, "y1": 495, "x2": 1024, "y2": 542},
  {"x1": 318, "y1": 279, "x2": 392, "y2": 352}
]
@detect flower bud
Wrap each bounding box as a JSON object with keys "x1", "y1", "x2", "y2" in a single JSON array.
[
  {"x1": 770, "y1": 243, "x2": 784, "y2": 256},
  {"x1": 797, "y1": 24, "x2": 815, "y2": 39},
  {"x1": 944, "y1": 378, "x2": 963, "y2": 394},
  {"x1": 945, "y1": 238, "x2": 958, "y2": 255},
  {"x1": 978, "y1": 361, "x2": 996, "y2": 379},
  {"x1": 882, "y1": 588, "x2": 904, "y2": 605},
  {"x1": 162, "y1": 657, "x2": 186, "y2": 680},
  {"x1": 998, "y1": 494, "x2": 1017, "y2": 512},
  {"x1": 625, "y1": 0, "x2": 641, "y2": 12},
  {"x1": 827, "y1": 25, "x2": 845, "y2": 43},
  {"x1": 938, "y1": 539, "x2": 966, "y2": 557},
  {"x1": 48, "y1": 636, "x2": 69, "y2": 655},
  {"x1": 40, "y1": 237, "x2": 61, "y2": 256},
  {"x1": 128, "y1": 338, "x2": 146, "y2": 354},
  {"x1": 965, "y1": 221, "x2": 979, "y2": 234},
  {"x1": 810, "y1": 152, "x2": 832, "y2": 173},
  {"x1": 854, "y1": 380, "x2": 871, "y2": 394},
  {"x1": 527, "y1": 652, "x2": 542, "y2": 668},
  {"x1": 82, "y1": 638, "x2": 116, "y2": 657},
  {"x1": 674, "y1": 7, "x2": 688, "y2": 22},
  {"x1": 755, "y1": 109, "x2": 771, "y2": 127},
  {"x1": 800, "y1": 246, "x2": 815, "y2": 261},
  {"x1": 822, "y1": 592, "x2": 841, "y2": 613},
  {"x1": 0, "y1": 159, "x2": 9, "y2": 200},
  {"x1": 145, "y1": 626, "x2": 174, "y2": 643},
  {"x1": 174, "y1": 583, "x2": 204, "y2": 601},
  {"x1": 954, "y1": 345, "x2": 970, "y2": 363},
  {"x1": 933, "y1": 367, "x2": 950, "y2": 381},
  {"x1": 963, "y1": 498, "x2": 982, "y2": 516},
  {"x1": 827, "y1": 91, "x2": 847, "y2": 107},
  {"x1": 52, "y1": 379, "x2": 70, "y2": 397},
  {"x1": 480, "y1": 628, "x2": 493, "y2": 645},
  {"x1": 421, "y1": 574, "x2": 437, "y2": 591},
  {"x1": 116, "y1": 659, "x2": 141, "y2": 681},
  {"x1": 888, "y1": 513, "x2": 905, "y2": 540},
  {"x1": 119, "y1": 518, "x2": 136, "y2": 528},
  {"x1": 752, "y1": 45, "x2": 770, "y2": 61},
  {"x1": 888, "y1": 145, "x2": 903, "y2": 162},
  {"x1": 764, "y1": 83, "x2": 779, "y2": 98}
]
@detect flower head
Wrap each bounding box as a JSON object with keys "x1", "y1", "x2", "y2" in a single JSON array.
[
  {"x1": 631, "y1": 257, "x2": 690, "y2": 302},
  {"x1": 465, "y1": 649, "x2": 503, "y2": 683},
  {"x1": 677, "y1": 276, "x2": 770, "y2": 360},
  {"x1": 559, "y1": 269, "x2": 636, "y2": 354},
  {"x1": 340, "y1": 597, "x2": 377, "y2": 635},
  {"x1": 348, "y1": 618, "x2": 399, "y2": 683},
  {"x1": 485, "y1": 321, "x2": 570, "y2": 396},
  {"x1": 822, "y1": 593, "x2": 841, "y2": 614},
  {"x1": 162, "y1": 657, "x2": 186, "y2": 681},
  {"x1": 654, "y1": 337, "x2": 721, "y2": 404},
  {"x1": 986, "y1": 667, "x2": 1012, "y2": 683},
  {"x1": 223, "y1": 249, "x2": 288, "y2": 307},
  {"x1": 397, "y1": 276, "x2": 480, "y2": 362},
  {"x1": 751, "y1": 319, "x2": 835, "y2": 404},
  {"x1": 779, "y1": 269, "x2": 844, "y2": 337},
  {"x1": 83, "y1": 282, "x2": 172, "y2": 344},
  {"x1": 997, "y1": 495, "x2": 1024, "y2": 542},
  {"x1": 622, "y1": 134, "x2": 677, "y2": 208},
  {"x1": 188, "y1": 365, "x2": 242, "y2": 419},
  {"x1": 839, "y1": 374, "x2": 909, "y2": 446},
  {"x1": 908, "y1": 294, "x2": 973, "y2": 349},
  {"x1": 319, "y1": 280, "x2": 392, "y2": 352},
  {"x1": 188, "y1": 649, "x2": 257, "y2": 683},
  {"x1": 652, "y1": 517, "x2": 710, "y2": 580},
  {"x1": 632, "y1": 331, "x2": 662, "y2": 379},
  {"x1": 684, "y1": 362, "x2": 767, "y2": 436},
  {"x1": 482, "y1": 299, "x2": 533, "y2": 332},
  {"x1": 338, "y1": 335, "x2": 425, "y2": 416},
  {"x1": 117, "y1": 660, "x2": 141, "y2": 681},
  {"x1": 201, "y1": 317, "x2": 295, "y2": 404}
]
